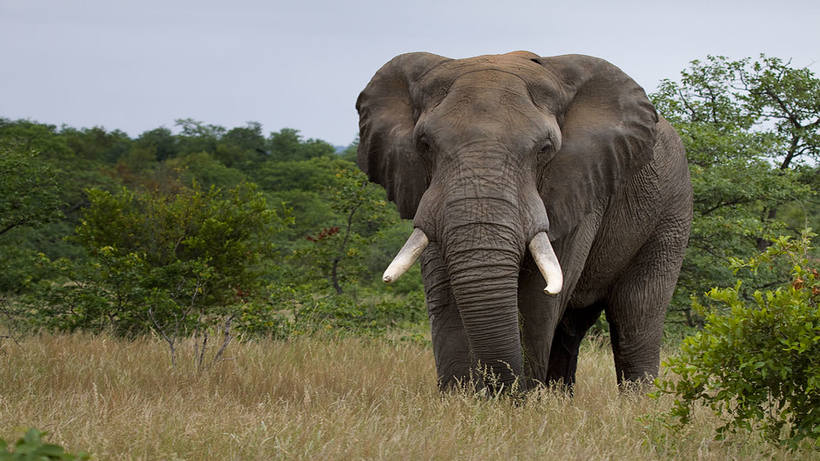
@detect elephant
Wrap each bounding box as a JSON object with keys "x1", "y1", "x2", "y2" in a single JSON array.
[{"x1": 355, "y1": 51, "x2": 692, "y2": 392}]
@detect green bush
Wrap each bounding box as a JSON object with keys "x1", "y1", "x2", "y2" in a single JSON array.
[
  {"x1": 655, "y1": 231, "x2": 819, "y2": 448},
  {"x1": 0, "y1": 428, "x2": 90, "y2": 460},
  {"x1": 26, "y1": 182, "x2": 293, "y2": 367}
]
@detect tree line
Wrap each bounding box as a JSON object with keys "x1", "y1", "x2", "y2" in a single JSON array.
[{"x1": 0, "y1": 54, "x2": 817, "y2": 345}]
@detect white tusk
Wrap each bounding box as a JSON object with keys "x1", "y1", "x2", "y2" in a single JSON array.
[
  {"x1": 383, "y1": 228, "x2": 429, "y2": 284},
  {"x1": 529, "y1": 232, "x2": 563, "y2": 295}
]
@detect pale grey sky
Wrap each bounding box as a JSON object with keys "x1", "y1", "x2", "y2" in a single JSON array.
[{"x1": 1, "y1": 0, "x2": 818, "y2": 146}]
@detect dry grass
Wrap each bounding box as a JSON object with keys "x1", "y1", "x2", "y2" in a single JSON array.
[{"x1": 0, "y1": 333, "x2": 802, "y2": 460}]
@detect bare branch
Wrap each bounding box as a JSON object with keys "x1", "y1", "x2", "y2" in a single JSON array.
[
  {"x1": 149, "y1": 307, "x2": 176, "y2": 368},
  {"x1": 196, "y1": 329, "x2": 208, "y2": 372},
  {"x1": 697, "y1": 197, "x2": 754, "y2": 216},
  {"x1": 211, "y1": 315, "x2": 235, "y2": 367}
]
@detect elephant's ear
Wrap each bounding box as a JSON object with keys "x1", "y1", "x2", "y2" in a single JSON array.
[
  {"x1": 356, "y1": 52, "x2": 450, "y2": 219},
  {"x1": 534, "y1": 55, "x2": 658, "y2": 240}
]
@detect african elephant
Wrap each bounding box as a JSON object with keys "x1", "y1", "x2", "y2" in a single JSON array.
[{"x1": 356, "y1": 51, "x2": 692, "y2": 391}]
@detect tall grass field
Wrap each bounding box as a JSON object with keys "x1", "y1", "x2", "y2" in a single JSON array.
[{"x1": 0, "y1": 333, "x2": 803, "y2": 460}]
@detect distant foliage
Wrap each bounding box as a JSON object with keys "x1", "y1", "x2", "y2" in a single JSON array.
[
  {"x1": 249, "y1": 156, "x2": 348, "y2": 192},
  {"x1": 167, "y1": 152, "x2": 248, "y2": 189},
  {"x1": 655, "y1": 231, "x2": 819, "y2": 447},
  {"x1": 268, "y1": 128, "x2": 336, "y2": 162},
  {"x1": 0, "y1": 146, "x2": 64, "y2": 237},
  {"x1": 0, "y1": 429, "x2": 90, "y2": 461}
]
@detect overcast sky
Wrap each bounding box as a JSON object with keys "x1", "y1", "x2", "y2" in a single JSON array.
[{"x1": 2, "y1": 0, "x2": 818, "y2": 146}]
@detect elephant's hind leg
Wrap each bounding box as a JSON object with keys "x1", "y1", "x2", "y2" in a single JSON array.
[
  {"x1": 605, "y1": 225, "x2": 687, "y2": 388},
  {"x1": 545, "y1": 302, "x2": 605, "y2": 391}
]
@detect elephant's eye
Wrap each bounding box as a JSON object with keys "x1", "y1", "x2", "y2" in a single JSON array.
[
  {"x1": 539, "y1": 139, "x2": 554, "y2": 154},
  {"x1": 416, "y1": 135, "x2": 432, "y2": 155}
]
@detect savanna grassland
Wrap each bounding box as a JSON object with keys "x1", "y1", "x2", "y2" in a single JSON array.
[{"x1": 0, "y1": 333, "x2": 798, "y2": 460}]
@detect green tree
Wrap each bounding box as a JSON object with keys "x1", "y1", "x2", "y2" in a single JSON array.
[
  {"x1": 0, "y1": 145, "x2": 66, "y2": 293},
  {"x1": 295, "y1": 166, "x2": 397, "y2": 294},
  {"x1": 0, "y1": 119, "x2": 120, "y2": 214},
  {"x1": 268, "y1": 128, "x2": 336, "y2": 161},
  {"x1": 222, "y1": 121, "x2": 266, "y2": 153},
  {"x1": 168, "y1": 152, "x2": 247, "y2": 189},
  {"x1": 175, "y1": 118, "x2": 226, "y2": 157},
  {"x1": 216, "y1": 122, "x2": 268, "y2": 169},
  {"x1": 266, "y1": 189, "x2": 334, "y2": 247},
  {"x1": 0, "y1": 118, "x2": 72, "y2": 159},
  {"x1": 651, "y1": 55, "x2": 818, "y2": 328},
  {"x1": 61, "y1": 126, "x2": 132, "y2": 163},
  {"x1": 45, "y1": 183, "x2": 291, "y2": 366},
  {"x1": 247, "y1": 156, "x2": 351, "y2": 250},
  {"x1": 0, "y1": 120, "x2": 118, "y2": 293},
  {"x1": 114, "y1": 144, "x2": 159, "y2": 183},
  {"x1": 249, "y1": 156, "x2": 349, "y2": 192},
  {"x1": 339, "y1": 138, "x2": 358, "y2": 162},
  {"x1": 136, "y1": 127, "x2": 179, "y2": 161},
  {"x1": 0, "y1": 146, "x2": 63, "y2": 237}
]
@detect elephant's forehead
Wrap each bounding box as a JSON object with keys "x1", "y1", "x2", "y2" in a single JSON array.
[
  {"x1": 414, "y1": 53, "x2": 563, "y2": 111},
  {"x1": 421, "y1": 54, "x2": 547, "y2": 86}
]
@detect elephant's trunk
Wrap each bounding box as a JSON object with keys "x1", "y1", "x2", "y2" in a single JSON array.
[
  {"x1": 438, "y1": 161, "x2": 527, "y2": 389},
  {"x1": 444, "y1": 230, "x2": 523, "y2": 388}
]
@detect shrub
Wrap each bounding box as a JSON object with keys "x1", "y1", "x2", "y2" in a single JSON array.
[
  {"x1": 655, "y1": 231, "x2": 819, "y2": 448},
  {"x1": 37, "y1": 182, "x2": 291, "y2": 367},
  {"x1": 0, "y1": 428, "x2": 90, "y2": 460}
]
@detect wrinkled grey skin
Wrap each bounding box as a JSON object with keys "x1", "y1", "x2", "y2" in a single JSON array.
[{"x1": 356, "y1": 51, "x2": 692, "y2": 391}]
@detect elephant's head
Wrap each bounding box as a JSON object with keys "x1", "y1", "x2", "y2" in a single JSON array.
[{"x1": 357, "y1": 51, "x2": 658, "y2": 386}]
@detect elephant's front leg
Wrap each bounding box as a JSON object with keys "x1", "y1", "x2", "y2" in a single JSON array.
[
  {"x1": 519, "y1": 213, "x2": 603, "y2": 389},
  {"x1": 420, "y1": 242, "x2": 473, "y2": 390},
  {"x1": 518, "y1": 256, "x2": 563, "y2": 388}
]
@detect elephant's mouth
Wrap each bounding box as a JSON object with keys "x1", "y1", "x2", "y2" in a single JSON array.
[{"x1": 382, "y1": 228, "x2": 563, "y2": 295}]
